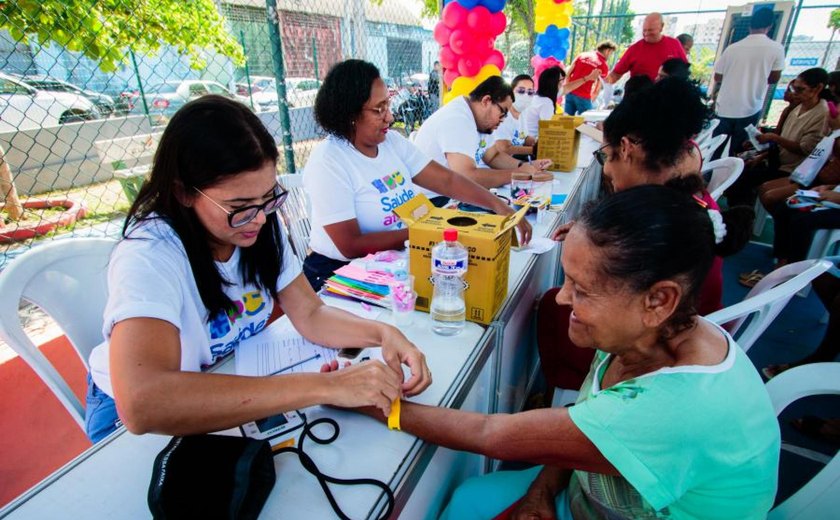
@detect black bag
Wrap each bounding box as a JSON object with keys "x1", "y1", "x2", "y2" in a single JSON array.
[{"x1": 148, "y1": 434, "x2": 276, "y2": 520}]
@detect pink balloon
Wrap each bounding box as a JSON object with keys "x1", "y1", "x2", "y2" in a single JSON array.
[
  {"x1": 458, "y1": 55, "x2": 482, "y2": 77},
  {"x1": 439, "y1": 45, "x2": 458, "y2": 70},
  {"x1": 485, "y1": 49, "x2": 505, "y2": 71},
  {"x1": 434, "y1": 22, "x2": 452, "y2": 46},
  {"x1": 449, "y1": 29, "x2": 475, "y2": 56},
  {"x1": 441, "y1": 2, "x2": 469, "y2": 29},
  {"x1": 473, "y1": 36, "x2": 495, "y2": 60},
  {"x1": 466, "y1": 6, "x2": 492, "y2": 33},
  {"x1": 488, "y1": 12, "x2": 507, "y2": 36},
  {"x1": 444, "y1": 68, "x2": 460, "y2": 88}
]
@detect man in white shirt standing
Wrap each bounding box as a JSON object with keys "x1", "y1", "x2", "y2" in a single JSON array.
[
  {"x1": 414, "y1": 76, "x2": 541, "y2": 194},
  {"x1": 712, "y1": 8, "x2": 785, "y2": 157}
]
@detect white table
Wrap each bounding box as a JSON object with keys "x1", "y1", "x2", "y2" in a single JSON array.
[{"x1": 0, "y1": 136, "x2": 604, "y2": 520}]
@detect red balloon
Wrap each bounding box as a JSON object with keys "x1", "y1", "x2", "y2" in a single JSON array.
[
  {"x1": 434, "y1": 22, "x2": 452, "y2": 46},
  {"x1": 441, "y1": 2, "x2": 468, "y2": 29},
  {"x1": 486, "y1": 49, "x2": 505, "y2": 71},
  {"x1": 473, "y1": 37, "x2": 495, "y2": 60},
  {"x1": 466, "y1": 6, "x2": 492, "y2": 33},
  {"x1": 439, "y1": 45, "x2": 458, "y2": 70},
  {"x1": 449, "y1": 29, "x2": 475, "y2": 56},
  {"x1": 488, "y1": 12, "x2": 507, "y2": 36},
  {"x1": 458, "y1": 55, "x2": 482, "y2": 77},
  {"x1": 444, "y1": 68, "x2": 460, "y2": 88}
]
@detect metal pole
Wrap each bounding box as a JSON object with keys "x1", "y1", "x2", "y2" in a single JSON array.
[
  {"x1": 241, "y1": 30, "x2": 255, "y2": 111},
  {"x1": 784, "y1": 0, "x2": 806, "y2": 54},
  {"x1": 596, "y1": 0, "x2": 606, "y2": 40},
  {"x1": 130, "y1": 50, "x2": 151, "y2": 124},
  {"x1": 265, "y1": 0, "x2": 297, "y2": 173},
  {"x1": 583, "y1": 0, "x2": 594, "y2": 50},
  {"x1": 312, "y1": 36, "x2": 320, "y2": 84}
]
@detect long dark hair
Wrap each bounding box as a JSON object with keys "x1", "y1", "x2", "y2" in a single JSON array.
[
  {"x1": 578, "y1": 185, "x2": 750, "y2": 337},
  {"x1": 537, "y1": 66, "x2": 564, "y2": 111},
  {"x1": 125, "y1": 95, "x2": 282, "y2": 321}
]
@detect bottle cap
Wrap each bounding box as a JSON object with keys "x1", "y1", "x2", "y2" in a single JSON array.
[{"x1": 443, "y1": 228, "x2": 458, "y2": 242}]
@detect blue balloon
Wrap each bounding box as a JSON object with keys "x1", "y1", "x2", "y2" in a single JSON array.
[
  {"x1": 454, "y1": 0, "x2": 481, "y2": 8},
  {"x1": 479, "y1": 0, "x2": 506, "y2": 14},
  {"x1": 557, "y1": 27, "x2": 570, "y2": 40}
]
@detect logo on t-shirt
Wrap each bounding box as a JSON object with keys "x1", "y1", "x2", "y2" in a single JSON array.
[
  {"x1": 371, "y1": 170, "x2": 406, "y2": 193},
  {"x1": 512, "y1": 129, "x2": 525, "y2": 146},
  {"x1": 475, "y1": 136, "x2": 489, "y2": 164},
  {"x1": 207, "y1": 290, "x2": 269, "y2": 359}
]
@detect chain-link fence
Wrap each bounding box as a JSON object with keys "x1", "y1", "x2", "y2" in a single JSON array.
[
  {"x1": 1, "y1": 0, "x2": 839, "y2": 269},
  {"x1": 0, "y1": 0, "x2": 438, "y2": 268}
]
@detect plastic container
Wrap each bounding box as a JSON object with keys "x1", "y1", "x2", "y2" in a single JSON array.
[
  {"x1": 531, "y1": 172, "x2": 553, "y2": 206},
  {"x1": 389, "y1": 270, "x2": 416, "y2": 327},
  {"x1": 430, "y1": 228, "x2": 467, "y2": 336},
  {"x1": 510, "y1": 172, "x2": 532, "y2": 200}
]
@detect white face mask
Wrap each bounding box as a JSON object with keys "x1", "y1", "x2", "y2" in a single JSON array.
[{"x1": 513, "y1": 94, "x2": 533, "y2": 113}]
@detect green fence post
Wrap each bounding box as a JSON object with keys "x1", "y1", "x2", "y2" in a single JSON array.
[
  {"x1": 265, "y1": 0, "x2": 297, "y2": 174},
  {"x1": 130, "y1": 50, "x2": 151, "y2": 125},
  {"x1": 312, "y1": 36, "x2": 320, "y2": 84},
  {"x1": 240, "y1": 30, "x2": 256, "y2": 111}
]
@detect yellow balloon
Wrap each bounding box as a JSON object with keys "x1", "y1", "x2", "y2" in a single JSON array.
[
  {"x1": 443, "y1": 65, "x2": 502, "y2": 105},
  {"x1": 534, "y1": 1, "x2": 574, "y2": 32}
]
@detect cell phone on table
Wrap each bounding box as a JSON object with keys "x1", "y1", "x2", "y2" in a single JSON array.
[{"x1": 240, "y1": 410, "x2": 305, "y2": 441}]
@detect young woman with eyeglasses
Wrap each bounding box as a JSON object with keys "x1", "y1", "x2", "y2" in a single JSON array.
[
  {"x1": 302, "y1": 59, "x2": 531, "y2": 289},
  {"x1": 490, "y1": 74, "x2": 537, "y2": 158},
  {"x1": 84, "y1": 95, "x2": 433, "y2": 442}
]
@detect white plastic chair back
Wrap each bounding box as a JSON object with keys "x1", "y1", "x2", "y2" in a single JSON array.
[
  {"x1": 277, "y1": 173, "x2": 311, "y2": 265},
  {"x1": 807, "y1": 228, "x2": 840, "y2": 260},
  {"x1": 704, "y1": 157, "x2": 744, "y2": 201},
  {"x1": 766, "y1": 363, "x2": 840, "y2": 519},
  {"x1": 695, "y1": 118, "x2": 720, "y2": 146},
  {"x1": 705, "y1": 259, "x2": 832, "y2": 352},
  {"x1": 0, "y1": 238, "x2": 116, "y2": 429},
  {"x1": 698, "y1": 133, "x2": 728, "y2": 165}
]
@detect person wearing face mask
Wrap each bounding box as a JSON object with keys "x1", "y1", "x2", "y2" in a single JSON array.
[
  {"x1": 563, "y1": 41, "x2": 618, "y2": 115},
  {"x1": 492, "y1": 74, "x2": 538, "y2": 158}
]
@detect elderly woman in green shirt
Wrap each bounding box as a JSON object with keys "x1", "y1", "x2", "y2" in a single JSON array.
[{"x1": 350, "y1": 185, "x2": 780, "y2": 519}]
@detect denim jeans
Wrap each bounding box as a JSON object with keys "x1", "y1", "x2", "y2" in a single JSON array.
[
  {"x1": 564, "y1": 93, "x2": 593, "y2": 115},
  {"x1": 713, "y1": 111, "x2": 761, "y2": 158},
  {"x1": 84, "y1": 373, "x2": 121, "y2": 443}
]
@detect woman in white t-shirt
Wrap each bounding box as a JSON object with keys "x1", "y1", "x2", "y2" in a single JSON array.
[
  {"x1": 302, "y1": 59, "x2": 531, "y2": 289},
  {"x1": 521, "y1": 66, "x2": 566, "y2": 138},
  {"x1": 492, "y1": 74, "x2": 537, "y2": 158},
  {"x1": 84, "y1": 95, "x2": 431, "y2": 442}
]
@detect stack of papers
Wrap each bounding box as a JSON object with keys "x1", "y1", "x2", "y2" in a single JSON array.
[{"x1": 323, "y1": 264, "x2": 393, "y2": 308}]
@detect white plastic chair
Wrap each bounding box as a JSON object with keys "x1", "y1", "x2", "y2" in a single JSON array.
[
  {"x1": 766, "y1": 363, "x2": 840, "y2": 519},
  {"x1": 0, "y1": 238, "x2": 116, "y2": 430},
  {"x1": 698, "y1": 133, "x2": 729, "y2": 165},
  {"x1": 704, "y1": 157, "x2": 744, "y2": 201},
  {"x1": 706, "y1": 259, "x2": 832, "y2": 352},
  {"x1": 277, "y1": 173, "x2": 311, "y2": 265},
  {"x1": 695, "y1": 118, "x2": 720, "y2": 146},
  {"x1": 807, "y1": 228, "x2": 840, "y2": 260}
]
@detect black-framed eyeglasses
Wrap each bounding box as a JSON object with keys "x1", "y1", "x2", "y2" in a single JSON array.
[
  {"x1": 494, "y1": 102, "x2": 509, "y2": 119},
  {"x1": 194, "y1": 183, "x2": 288, "y2": 228},
  {"x1": 593, "y1": 144, "x2": 609, "y2": 166}
]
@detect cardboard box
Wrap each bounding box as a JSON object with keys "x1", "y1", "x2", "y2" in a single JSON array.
[
  {"x1": 536, "y1": 115, "x2": 585, "y2": 172},
  {"x1": 394, "y1": 194, "x2": 527, "y2": 325}
]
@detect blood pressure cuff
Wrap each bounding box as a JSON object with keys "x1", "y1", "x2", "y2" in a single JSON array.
[{"x1": 148, "y1": 434, "x2": 276, "y2": 520}]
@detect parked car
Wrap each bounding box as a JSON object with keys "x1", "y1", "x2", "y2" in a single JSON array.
[
  {"x1": 235, "y1": 75, "x2": 275, "y2": 97},
  {"x1": 16, "y1": 74, "x2": 116, "y2": 117},
  {"x1": 0, "y1": 72, "x2": 99, "y2": 133},
  {"x1": 250, "y1": 77, "x2": 320, "y2": 110},
  {"x1": 130, "y1": 79, "x2": 252, "y2": 123}
]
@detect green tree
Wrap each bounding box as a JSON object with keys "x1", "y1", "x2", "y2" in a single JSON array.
[{"x1": 0, "y1": 0, "x2": 245, "y2": 72}]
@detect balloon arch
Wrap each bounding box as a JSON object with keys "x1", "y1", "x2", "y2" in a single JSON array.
[{"x1": 433, "y1": 0, "x2": 574, "y2": 103}]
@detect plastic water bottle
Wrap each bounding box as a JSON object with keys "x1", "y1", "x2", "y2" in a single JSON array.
[{"x1": 430, "y1": 228, "x2": 467, "y2": 335}]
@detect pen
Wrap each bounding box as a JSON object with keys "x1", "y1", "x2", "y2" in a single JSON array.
[{"x1": 268, "y1": 353, "x2": 322, "y2": 376}]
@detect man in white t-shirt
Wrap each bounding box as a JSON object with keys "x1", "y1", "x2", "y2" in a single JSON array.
[
  {"x1": 414, "y1": 76, "x2": 541, "y2": 190},
  {"x1": 712, "y1": 7, "x2": 785, "y2": 157}
]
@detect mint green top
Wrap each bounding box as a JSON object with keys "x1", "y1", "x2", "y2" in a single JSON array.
[{"x1": 567, "y1": 321, "x2": 780, "y2": 519}]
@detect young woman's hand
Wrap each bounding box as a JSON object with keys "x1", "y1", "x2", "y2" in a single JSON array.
[
  {"x1": 380, "y1": 326, "x2": 432, "y2": 397},
  {"x1": 324, "y1": 361, "x2": 403, "y2": 416}
]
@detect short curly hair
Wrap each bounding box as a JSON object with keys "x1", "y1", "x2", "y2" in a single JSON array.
[{"x1": 314, "y1": 59, "x2": 380, "y2": 140}]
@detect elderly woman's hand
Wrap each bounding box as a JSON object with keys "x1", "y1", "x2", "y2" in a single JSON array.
[
  {"x1": 755, "y1": 132, "x2": 777, "y2": 145},
  {"x1": 509, "y1": 487, "x2": 557, "y2": 520},
  {"x1": 379, "y1": 326, "x2": 431, "y2": 397}
]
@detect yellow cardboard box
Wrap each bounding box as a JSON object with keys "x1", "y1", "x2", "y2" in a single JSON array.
[
  {"x1": 536, "y1": 115, "x2": 585, "y2": 172},
  {"x1": 394, "y1": 194, "x2": 527, "y2": 325}
]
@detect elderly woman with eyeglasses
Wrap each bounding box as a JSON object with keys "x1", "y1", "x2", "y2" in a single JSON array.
[
  {"x1": 301, "y1": 59, "x2": 531, "y2": 289},
  {"x1": 84, "y1": 95, "x2": 433, "y2": 443}
]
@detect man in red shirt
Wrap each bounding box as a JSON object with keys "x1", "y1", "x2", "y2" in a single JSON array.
[
  {"x1": 562, "y1": 40, "x2": 618, "y2": 115},
  {"x1": 607, "y1": 12, "x2": 687, "y2": 83}
]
